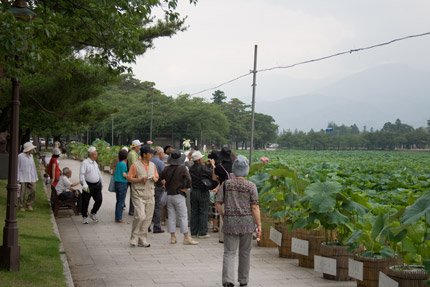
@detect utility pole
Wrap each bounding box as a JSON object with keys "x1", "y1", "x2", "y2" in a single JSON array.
[
  {"x1": 249, "y1": 45, "x2": 258, "y2": 164},
  {"x1": 149, "y1": 88, "x2": 154, "y2": 142}
]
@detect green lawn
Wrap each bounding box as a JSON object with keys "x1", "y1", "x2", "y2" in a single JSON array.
[{"x1": 0, "y1": 176, "x2": 67, "y2": 287}]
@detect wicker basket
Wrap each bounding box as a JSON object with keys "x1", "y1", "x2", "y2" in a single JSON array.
[
  {"x1": 353, "y1": 254, "x2": 402, "y2": 287},
  {"x1": 320, "y1": 243, "x2": 354, "y2": 281},
  {"x1": 294, "y1": 228, "x2": 325, "y2": 268},
  {"x1": 275, "y1": 225, "x2": 298, "y2": 259},
  {"x1": 386, "y1": 265, "x2": 428, "y2": 287}
]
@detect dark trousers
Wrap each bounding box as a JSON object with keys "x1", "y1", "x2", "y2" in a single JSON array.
[
  {"x1": 152, "y1": 186, "x2": 164, "y2": 232},
  {"x1": 81, "y1": 182, "x2": 102, "y2": 217},
  {"x1": 128, "y1": 183, "x2": 134, "y2": 214},
  {"x1": 190, "y1": 188, "x2": 210, "y2": 236},
  {"x1": 59, "y1": 190, "x2": 82, "y2": 213},
  {"x1": 115, "y1": 182, "x2": 127, "y2": 220}
]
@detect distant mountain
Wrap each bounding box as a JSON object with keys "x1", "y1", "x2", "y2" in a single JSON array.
[{"x1": 256, "y1": 64, "x2": 430, "y2": 132}]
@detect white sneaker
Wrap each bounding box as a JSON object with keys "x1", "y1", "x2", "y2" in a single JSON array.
[
  {"x1": 82, "y1": 217, "x2": 89, "y2": 224},
  {"x1": 198, "y1": 234, "x2": 211, "y2": 239},
  {"x1": 129, "y1": 237, "x2": 138, "y2": 247},
  {"x1": 138, "y1": 240, "x2": 151, "y2": 248},
  {"x1": 183, "y1": 238, "x2": 199, "y2": 245},
  {"x1": 90, "y1": 213, "x2": 99, "y2": 223}
]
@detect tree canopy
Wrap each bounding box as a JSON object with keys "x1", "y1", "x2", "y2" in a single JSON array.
[{"x1": 0, "y1": 0, "x2": 198, "y2": 141}]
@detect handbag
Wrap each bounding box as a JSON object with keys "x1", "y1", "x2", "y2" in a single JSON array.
[
  {"x1": 108, "y1": 175, "x2": 116, "y2": 192},
  {"x1": 201, "y1": 178, "x2": 213, "y2": 190}
]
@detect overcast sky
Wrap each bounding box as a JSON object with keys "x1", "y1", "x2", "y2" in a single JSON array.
[{"x1": 131, "y1": 0, "x2": 430, "y2": 103}]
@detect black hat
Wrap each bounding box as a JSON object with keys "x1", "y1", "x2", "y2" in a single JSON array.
[
  {"x1": 167, "y1": 149, "x2": 186, "y2": 166},
  {"x1": 140, "y1": 145, "x2": 155, "y2": 154},
  {"x1": 220, "y1": 147, "x2": 232, "y2": 162}
]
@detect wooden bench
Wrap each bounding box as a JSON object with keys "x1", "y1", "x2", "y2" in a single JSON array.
[{"x1": 51, "y1": 185, "x2": 79, "y2": 217}]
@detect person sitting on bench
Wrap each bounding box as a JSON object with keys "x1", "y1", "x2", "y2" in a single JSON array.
[{"x1": 56, "y1": 167, "x2": 82, "y2": 210}]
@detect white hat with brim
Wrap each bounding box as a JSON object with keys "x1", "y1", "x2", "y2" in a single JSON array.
[
  {"x1": 131, "y1": 139, "x2": 142, "y2": 147},
  {"x1": 191, "y1": 151, "x2": 204, "y2": 162},
  {"x1": 52, "y1": 148, "x2": 61, "y2": 156},
  {"x1": 23, "y1": 142, "x2": 36, "y2": 153}
]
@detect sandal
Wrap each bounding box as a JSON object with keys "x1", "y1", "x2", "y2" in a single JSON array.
[{"x1": 213, "y1": 228, "x2": 219, "y2": 233}]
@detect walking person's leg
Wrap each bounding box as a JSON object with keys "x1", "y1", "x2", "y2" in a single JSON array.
[
  {"x1": 222, "y1": 234, "x2": 239, "y2": 285},
  {"x1": 25, "y1": 182, "x2": 37, "y2": 210},
  {"x1": 128, "y1": 183, "x2": 134, "y2": 215},
  {"x1": 152, "y1": 186, "x2": 164, "y2": 232},
  {"x1": 19, "y1": 182, "x2": 28, "y2": 210},
  {"x1": 115, "y1": 182, "x2": 127, "y2": 221},
  {"x1": 167, "y1": 195, "x2": 177, "y2": 242},
  {"x1": 198, "y1": 190, "x2": 210, "y2": 236},
  {"x1": 190, "y1": 189, "x2": 199, "y2": 236},
  {"x1": 89, "y1": 183, "x2": 102, "y2": 222},
  {"x1": 130, "y1": 194, "x2": 144, "y2": 245},
  {"x1": 237, "y1": 233, "x2": 253, "y2": 286},
  {"x1": 139, "y1": 198, "x2": 154, "y2": 244},
  {"x1": 81, "y1": 190, "x2": 92, "y2": 223}
]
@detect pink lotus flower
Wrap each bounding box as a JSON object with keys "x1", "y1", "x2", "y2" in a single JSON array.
[
  {"x1": 106, "y1": 146, "x2": 110, "y2": 150},
  {"x1": 147, "y1": 141, "x2": 153, "y2": 145},
  {"x1": 260, "y1": 157, "x2": 269, "y2": 163}
]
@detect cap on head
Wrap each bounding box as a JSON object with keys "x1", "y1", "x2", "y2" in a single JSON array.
[
  {"x1": 232, "y1": 155, "x2": 249, "y2": 177},
  {"x1": 131, "y1": 139, "x2": 142, "y2": 148},
  {"x1": 121, "y1": 146, "x2": 129, "y2": 152},
  {"x1": 140, "y1": 145, "x2": 155, "y2": 154},
  {"x1": 88, "y1": 146, "x2": 97, "y2": 153}
]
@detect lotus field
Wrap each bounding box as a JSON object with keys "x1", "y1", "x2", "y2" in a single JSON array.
[{"x1": 70, "y1": 141, "x2": 430, "y2": 280}]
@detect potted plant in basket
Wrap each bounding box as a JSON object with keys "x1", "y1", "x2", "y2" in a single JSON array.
[
  {"x1": 295, "y1": 181, "x2": 370, "y2": 279},
  {"x1": 385, "y1": 191, "x2": 430, "y2": 286},
  {"x1": 347, "y1": 209, "x2": 403, "y2": 287}
]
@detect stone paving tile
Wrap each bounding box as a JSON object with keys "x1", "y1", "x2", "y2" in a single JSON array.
[{"x1": 56, "y1": 158, "x2": 358, "y2": 287}]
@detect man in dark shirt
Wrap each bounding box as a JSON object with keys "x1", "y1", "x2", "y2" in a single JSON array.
[
  {"x1": 151, "y1": 146, "x2": 165, "y2": 233},
  {"x1": 189, "y1": 151, "x2": 215, "y2": 239}
]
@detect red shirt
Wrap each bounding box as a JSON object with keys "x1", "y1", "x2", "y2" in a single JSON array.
[{"x1": 48, "y1": 157, "x2": 61, "y2": 187}]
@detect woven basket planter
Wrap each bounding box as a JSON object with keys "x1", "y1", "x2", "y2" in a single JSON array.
[
  {"x1": 294, "y1": 228, "x2": 325, "y2": 268},
  {"x1": 353, "y1": 254, "x2": 402, "y2": 287},
  {"x1": 320, "y1": 243, "x2": 354, "y2": 281},
  {"x1": 275, "y1": 225, "x2": 298, "y2": 259},
  {"x1": 386, "y1": 265, "x2": 428, "y2": 287},
  {"x1": 257, "y1": 213, "x2": 277, "y2": 248}
]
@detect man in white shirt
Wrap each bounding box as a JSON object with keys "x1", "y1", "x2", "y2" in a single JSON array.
[
  {"x1": 18, "y1": 142, "x2": 38, "y2": 211},
  {"x1": 79, "y1": 146, "x2": 103, "y2": 224},
  {"x1": 56, "y1": 167, "x2": 82, "y2": 211}
]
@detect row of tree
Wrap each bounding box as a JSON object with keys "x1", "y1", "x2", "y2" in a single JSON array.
[
  {"x1": 278, "y1": 119, "x2": 430, "y2": 150},
  {"x1": 88, "y1": 77, "x2": 278, "y2": 150}
]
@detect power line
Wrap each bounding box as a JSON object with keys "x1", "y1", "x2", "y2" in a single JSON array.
[{"x1": 188, "y1": 31, "x2": 430, "y2": 96}]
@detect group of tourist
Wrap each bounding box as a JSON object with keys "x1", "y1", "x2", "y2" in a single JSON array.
[{"x1": 17, "y1": 139, "x2": 261, "y2": 287}]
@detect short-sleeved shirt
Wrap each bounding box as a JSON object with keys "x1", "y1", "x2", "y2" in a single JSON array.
[
  {"x1": 115, "y1": 161, "x2": 128, "y2": 183},
  {"x1": 215, "y1": 178, "x2": 259, "y2": 235},
  {"x1": 127, "y1": 150, "x2": 139, "y2": 169}
]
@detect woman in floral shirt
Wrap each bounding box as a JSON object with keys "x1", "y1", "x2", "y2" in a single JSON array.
[{"x1": 215, "y1": 155, "x2": 261, "y2": 287}]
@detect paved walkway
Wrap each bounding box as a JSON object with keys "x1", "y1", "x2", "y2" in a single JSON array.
[{"x1": 55, "y1": 158, "x2": 355, "y2": 287}]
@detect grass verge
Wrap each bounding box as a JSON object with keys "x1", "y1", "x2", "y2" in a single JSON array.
[{"x1": 0, "y1": 172, "x2": 67, "y2": 287}]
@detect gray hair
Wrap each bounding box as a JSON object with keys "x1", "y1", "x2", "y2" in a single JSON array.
[
  {"x1": 62, "y1": 167, "x2": 71, "y2": 175},
  {"x1": 154, "y1": 146, "x2": 164, "y2": 155}
]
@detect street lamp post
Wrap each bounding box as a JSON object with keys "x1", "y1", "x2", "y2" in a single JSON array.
[{"x1": 0, "y1": 0, "x2": 36, "y2": 271}]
